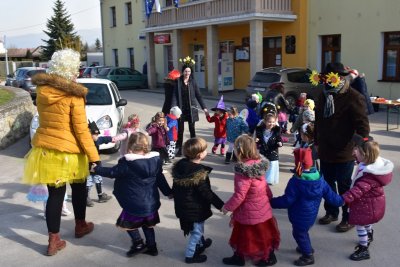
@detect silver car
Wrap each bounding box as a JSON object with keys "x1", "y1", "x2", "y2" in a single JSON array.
[
  {"x1": 11, "y1": 67, "x2": 46, "y2": 98},
  {"x1": 246, "y1": 67, "x2": 323, "y2": 107}
]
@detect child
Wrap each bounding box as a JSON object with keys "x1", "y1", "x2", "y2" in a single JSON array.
[
  {"x1": 342, "y1": 134, "x2": 393, "y2": 261},
  {"x1": 113, "y1": 114, "x2": 144, "y2": 156},
  {"x1": 206, "y1": 96, "x2": 228, "y2": 155},
  {"x1": 27, "y1": 185, "x2": 71, "y2": 218},
  {"x1": 222, "y1": 134, "x2": 280, "y2": 266},
  {"x1": 166, "y1": 106, "x2": 182, "y2": 160},
  {"x1": 255, "y1": 113, "x2": 283, "y2": 185},
  {"x1": 86, "y1": 121, "x2": 112, "y2": 207},
  {"x1": 270, "y1": 147, "x2": 343, "y2": 266},
  {"x1": 172, "y1": 137, "x2": 224, "y2": 264},
  {"x1": 92, "y1": 132, "x2": 173, "y2": 257},
  {"x1": 225, "y1": 106, "x2": 249, "y2": 164},
  {"x1": 290, "y1": 99, "x2": 315, "y2": 147},
  {"x1": 146, "y1": 112, "x2": 170, "y2": 165},
  {"x1": 298, "y1": 123, "x2": 318, "y2": 170}
]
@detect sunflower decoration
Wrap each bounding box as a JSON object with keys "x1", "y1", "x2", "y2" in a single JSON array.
[
  {"x1": 325, "y1": 72, "x2": 341, "y2": 88},
  {"x1": 179, "y1": 56, "x2": 196, "y2": 69},
  {"x1": 309, "y1": 70, "x2": 321, "y2": 86}
]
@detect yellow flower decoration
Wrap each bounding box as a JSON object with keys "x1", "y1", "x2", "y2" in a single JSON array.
[
  {"x1": 179, "y1": 56, "x2": 196, "y2": 67},
  {"x1": 309, "y1": 70, "x2": 320, "y2": 86},
  {"x1": 326, "y1": 72, "x2": 341, "y2": 88}
]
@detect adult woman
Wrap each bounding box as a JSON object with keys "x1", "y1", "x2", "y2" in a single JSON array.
[
  {"x1": 23, "y1": 49, "x2": 100, "y2": 256},
  {"x1": 162, "y1": 69, "x2": 180, "y2": 115},
  {"x1": 172, "y1": 58, "x2": 208, "y2": 156}
]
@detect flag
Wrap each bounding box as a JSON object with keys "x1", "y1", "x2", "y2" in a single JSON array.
[
  {"x1": 173, "y1": 0, "x2": 179, "y2": 7},
  {"x1": 145, "y1": 0, "x2": 155, "y2": 18},
  {"x1": 155, "y1": 0, "x2": 161, "y2": 13}
]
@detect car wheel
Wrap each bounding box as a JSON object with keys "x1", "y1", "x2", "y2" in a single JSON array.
[{"x1": 285, "y1": 94, "x2": 298, "y2": 111}]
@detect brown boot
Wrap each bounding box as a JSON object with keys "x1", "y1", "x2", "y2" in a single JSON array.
[
  {"x1": 75, "y1": 219, "x2": 94, "y2": 238},
  {"x1": 47, "y1": 232, "x2": 66, "y2": 256}
]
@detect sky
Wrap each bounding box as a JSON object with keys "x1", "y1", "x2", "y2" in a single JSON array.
[{"x1": 0, "y1": 0, "x2": 101, "y2": 48}]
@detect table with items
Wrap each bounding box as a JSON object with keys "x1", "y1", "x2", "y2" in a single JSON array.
[{"x1": 370, "y1": 97, "x2": 400, "y2": 131}]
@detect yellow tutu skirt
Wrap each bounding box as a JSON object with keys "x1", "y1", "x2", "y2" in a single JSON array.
[{"x1": 23, "y1": 147, "x2": 89, "y2": 188}]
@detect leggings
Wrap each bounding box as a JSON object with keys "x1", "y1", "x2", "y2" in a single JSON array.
[
  {"x1": 46, "y1": 182, "x2": 87, "y2": 233},
  {"x1": 177, "y1": 118, "x2": 196, "y2": 148}
]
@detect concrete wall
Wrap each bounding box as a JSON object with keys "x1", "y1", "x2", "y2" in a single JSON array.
[
  {"x1": 308, "y1": 0, "x2": 400, "y2": 99},
  {"x1": 0, "y1": 86, "x2": 35, "y2": 150}
]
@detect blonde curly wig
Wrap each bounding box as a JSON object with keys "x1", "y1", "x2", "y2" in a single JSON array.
[{"x1": 48, "y1": 49, "x2": 80, "y2": 80}]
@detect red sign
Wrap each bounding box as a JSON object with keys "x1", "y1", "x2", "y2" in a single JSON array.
[{"x1": 154, "y1": 34, "x2": 171, "y2": 44}]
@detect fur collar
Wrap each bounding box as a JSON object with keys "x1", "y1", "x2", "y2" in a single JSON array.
[
  {"x1": 32, "y1": 73, "x2": 87, "y2": 97},
  {"x1": 352, "y1": 156, "x2": 393, "y2": 184},
  {"x1": 234, "y1": 158, "x2": 269, "y2": 179},
  {"x1": 124, "y1": 151, "x2": 160, "y2": 161}
]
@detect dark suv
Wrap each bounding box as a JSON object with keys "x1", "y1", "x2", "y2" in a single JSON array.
[
  {"x1": 10, "y1": 67, "x2": 46, "y2": 98},
  {"x1": 246, "y1": 67, "x2": 323, "y2": 107}
]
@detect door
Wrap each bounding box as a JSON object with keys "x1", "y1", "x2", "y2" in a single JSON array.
[
  {"x1": 193, "y1": 45, "x2": 205, "y2": 88},
  {"x1": 263, "y1": 37, "x2": 282, "y2": 68}
]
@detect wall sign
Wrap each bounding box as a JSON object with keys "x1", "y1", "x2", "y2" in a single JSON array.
[{"x1": 154, "y1": 34, "x2": 171, "y2": 44}]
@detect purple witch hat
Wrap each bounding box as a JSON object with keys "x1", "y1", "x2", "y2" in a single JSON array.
[{"x1": 211, "y1": 95, "x2": 226, "y2": 112}]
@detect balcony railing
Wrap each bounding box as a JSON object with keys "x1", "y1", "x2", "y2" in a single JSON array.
[{"x1": 146, "y1": 0, "x2": 293, "y2": 28}]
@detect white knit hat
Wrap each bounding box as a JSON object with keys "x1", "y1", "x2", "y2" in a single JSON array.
[
  {"x1": 48, "y1": 49, "x2": 80, "y2": 80},
  {"x1": 170, "y1": 106, "x2": 182, "y2": 117}
]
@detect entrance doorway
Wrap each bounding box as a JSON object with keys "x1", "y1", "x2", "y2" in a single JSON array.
[
  {"x1": 193, "y1": 45, "x2": 205, "y2": 88},
  {"x1": 263, "y1": 37, "x2": 282, "y2": 68}
]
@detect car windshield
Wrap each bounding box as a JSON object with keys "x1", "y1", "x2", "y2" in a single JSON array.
[
  {"x1": 98, "y1": 68, "x2": 111, "y2": 76},
  {"x1": 82, "y1": 83, "x2": 112, "y2": 105},
  {"x1": 26, "y1": 70, "x2": 46, "y2": 77},
  {"x1": 252, "y1": 72, "x2": 281, "y2": 83}
]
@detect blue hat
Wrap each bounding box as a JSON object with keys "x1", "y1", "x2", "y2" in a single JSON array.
[{"x1": 211, "y1": 95, "x2": 226, "y2": 112}]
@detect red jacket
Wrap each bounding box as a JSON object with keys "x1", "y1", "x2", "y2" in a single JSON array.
[
  {"x1": 342, "y1": 157, "x2": 393, "y2": 225},
  {"x1": 224, "y1": 159, "x2": 273, "y2": 225},
  {"x1": 206, "y1": 113, "x2": 228, "y2": 138}
]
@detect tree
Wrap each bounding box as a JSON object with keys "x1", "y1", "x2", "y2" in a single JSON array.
[
  {"x1": 95, "y1": 38, "x2": 102, "y2": 51},
  {"x1": 41, "y1": 0, "x2": 79, "y2": 60}
]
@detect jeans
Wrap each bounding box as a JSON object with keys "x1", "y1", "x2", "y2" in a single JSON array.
[
  {"x1": 185, "y1": 222, "x2": 204, "y2": 258},
  {"x1": 320, "y1": 160, "x2": 354, "y2": 221}
]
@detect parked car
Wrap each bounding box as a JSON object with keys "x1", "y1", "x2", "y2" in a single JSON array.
[
  {"x1": 10, "y1": 67, "x2": 46, "y2": 98},
  {"x1": 96, "y1": 67, "x2": 148, "y2": 89},
  {"x1": 30, "y1": 78, "x2": 127, "y2": 153},
  {"x1": 81, "y1": 66, "x2": 108, "y2": 78},
  {"x1": 246, "y1": 67, "x2": 323, "y2": 108}
]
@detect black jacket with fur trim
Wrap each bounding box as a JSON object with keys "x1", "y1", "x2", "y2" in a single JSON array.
[
  {"x1": 172, "y1": 159, "x2": 224, "y2": 226},
  {"x1": 256, "y1": 124, "x2": 282, "y2": 161}
]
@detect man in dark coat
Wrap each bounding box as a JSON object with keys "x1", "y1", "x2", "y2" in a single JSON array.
[{"x1": 314, "y1": 62, "x2": 370, "y2": 232}]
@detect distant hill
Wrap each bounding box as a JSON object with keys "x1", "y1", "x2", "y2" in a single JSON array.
[{"x1": 5, "y1": 28, "x2": 102, "y2": 48}]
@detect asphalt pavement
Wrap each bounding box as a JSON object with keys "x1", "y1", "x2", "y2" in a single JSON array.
[{"x1": 0, "y1": 89, "x2": 399, "y2": 267}]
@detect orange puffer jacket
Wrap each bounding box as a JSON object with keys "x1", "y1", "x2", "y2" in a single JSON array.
[{"x1": 31, "y1": 73, "x2": 99, "y2": 162}]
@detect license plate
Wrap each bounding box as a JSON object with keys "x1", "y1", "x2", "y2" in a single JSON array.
[{"x1": 254, "y1": 87, "x2": 265, "y2": 92}]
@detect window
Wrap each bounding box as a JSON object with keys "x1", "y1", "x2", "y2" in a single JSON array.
[
  {"x1": 382, "y1": 31, "x2": 400, "y2": 81},
  {"x1": 125, "y1": 2, "x2": 132, "y2": 25},
  {"x1": 127, "y1": 48, "x2": 134, "y2": 69},
  {"x1": 321, "y1": 35, "x2": 341, "y2": 69},
  {"x1": 110, "y1": 6, "x2": 116, "y2": 27},
  {"x1": 113, "y1": 49, "x2": 119, "y2": 67},
  {"x1": 287, "y1": 70, "x2": 310, "y2": 83},
  {"x1": 84, "y1": 84, "x2": 112, "y2": 105}
]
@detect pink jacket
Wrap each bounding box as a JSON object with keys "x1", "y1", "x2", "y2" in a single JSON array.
[
  {"x1": 224, "y1": 159, "x2": 273, "y2": 225},
  {"x1": 342, "y1": 157, "x2": 393, "y2": 225}
]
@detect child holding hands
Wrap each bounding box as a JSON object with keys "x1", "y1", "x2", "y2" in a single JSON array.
[
  {"x1": 92, "y1": 132, "x2": 173, "y2": 257},
  {"x1": 172, "y1": 137, "x2": 224, "y2": 264},
  {"x1": 342, "y1": 134, "x2": 393, "y2": 261},
  {"x1": 222, "y1": 134, "x2": 280, "y2": 266},
  {"x1": 206, "y1": 96, "x2": 229, "y2": 155}
]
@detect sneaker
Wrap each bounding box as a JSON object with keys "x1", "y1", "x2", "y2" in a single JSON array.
[
  {"x1": 61, "y1": 207, "x2": 72, "y2": 216},
  {"x1": 350, "y1": 245, "x2": 370, "y2": 261},
  {"x1": 86, "y1": 196, "x2": 94, "y2": 207},
  {"x1": 222, "y1": 254, "x2": 245, "y2": 266},
  {"x1": 126, "y1": 240, "x2": 146, "y2": 257},
  {"x1": 335, "y1": 220, "x2": 354, "y2": 232},
  {"x1": 185, "y1": 254, "x2": 207, "y2": 264},
  {"x1": 195, "y1": 238, "x2": 212, "y2": 255},
  {"x1": 294, "y1": 254, "x2": 315, "y2": 266},
  {"x1": 98, "y1": 193, "x2": 112, "y2": 203},
  {"x1": 318, "y1": 214, "x2": 338, "y2": 225}
]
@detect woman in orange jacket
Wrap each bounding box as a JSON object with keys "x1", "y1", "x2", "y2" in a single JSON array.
[{"x1": 23, "y1": 49, "x2": 100, "y2": 256}]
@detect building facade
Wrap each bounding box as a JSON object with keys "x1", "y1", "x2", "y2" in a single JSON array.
[{"x1": 308, "y1": 0, "x2": 400, "y2": 99}]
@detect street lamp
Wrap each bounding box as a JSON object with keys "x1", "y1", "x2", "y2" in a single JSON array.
[{"x1": 0, "y1": 35, "x2": 10, "y2": 76}]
